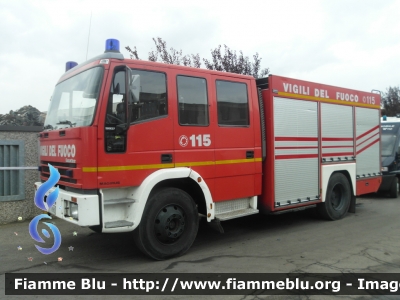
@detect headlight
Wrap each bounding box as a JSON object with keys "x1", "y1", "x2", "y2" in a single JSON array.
[
  {"x1": 381, "y1": 167, "x2": 388, "y2": 172},
  {"x1": 70, "y1": 203, "x2": 79, "y2": 220},
  {"x1": 65, "y1": 201, "x2": 79, "y2": 220}
]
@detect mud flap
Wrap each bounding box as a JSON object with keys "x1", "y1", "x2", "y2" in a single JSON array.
[
  {"x1": 208, "y1": 219, "x2": 224, "y2": 233},
  {"x1": 348, "y1": 194, "x2": 356, "y2": 213}
]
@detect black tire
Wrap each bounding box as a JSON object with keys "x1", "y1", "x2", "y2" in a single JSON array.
[
  {"x1": 389, "y1": 177, "x2": 398, "y2": 198},
  {"x1": 133, "y1": 188, "x2": 199, "y2": 260},
  {"x1": 317, "y1": 173, "x2": 351, "y2": 220}
]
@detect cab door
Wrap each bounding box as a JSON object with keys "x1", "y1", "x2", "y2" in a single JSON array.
[
  {"x1": 211, "y1": 75, "x2": 256, "y2": 201},
  {"x1": 98, "y1": 65, "x2": 173, "y2": 188},
  {"x1": 172, "y1": 71, "x2": 215, "y2": 195}
]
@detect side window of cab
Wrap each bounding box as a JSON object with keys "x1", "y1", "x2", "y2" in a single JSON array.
[
  {"x1": 216, "y1": 80, "x2": 249, "y2": 126},
  {"x1": 106, "y1": 68, "x2": 167, "y2": 125},
  {"x1": 129, "y1": 69, "x2": 167, "y2": 123},
  {"x1": 177, "y1": 75, "x2": 209, "y2": 126}
]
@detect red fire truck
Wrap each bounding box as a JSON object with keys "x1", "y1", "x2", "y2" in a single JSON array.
[{"x1": 37, "y1": 39, "x2": 382, "y2": 260}]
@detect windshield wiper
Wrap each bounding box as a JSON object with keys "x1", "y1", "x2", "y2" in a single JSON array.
[
  {"x1": 43, "y1": 124, "x2": 54, "y2": 130},
  {"x1": 56, "y1": 120, "x2": 76, "y2": 128}
]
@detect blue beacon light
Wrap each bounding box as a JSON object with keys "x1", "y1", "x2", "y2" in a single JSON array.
[
  {"x1": 65, "y1": 61, "x2": 78, "y2": 71},
  {"x1": 105, "y1": 39, "x2": 120, "y2": 53}
]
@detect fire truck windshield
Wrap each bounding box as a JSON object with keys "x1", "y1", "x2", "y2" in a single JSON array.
[{"x1": 44, "y1": 67, "x2": 104, "y2": 130}]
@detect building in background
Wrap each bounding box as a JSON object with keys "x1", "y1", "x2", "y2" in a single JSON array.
[{"x1": 0, "y1": 106, "x2": 44, "y2": 224}]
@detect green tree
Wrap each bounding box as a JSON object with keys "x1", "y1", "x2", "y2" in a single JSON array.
[
  {"x1": 125, "y1": 37, "x2": 269, "y2": 78},
  {"x1": 382, "y1": 86, "x2": 400, "y2": 116}
]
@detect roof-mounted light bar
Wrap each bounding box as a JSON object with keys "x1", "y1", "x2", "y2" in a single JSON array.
[
  {"x1": 105, "y1": 39, "x2": 120, "y2": 53},
  {"x1": 65, "y1": 61, "x2": 78, "y2": 71},
  {"x1": 63, "y1": 39, "x2": 122, "y2": 74}
]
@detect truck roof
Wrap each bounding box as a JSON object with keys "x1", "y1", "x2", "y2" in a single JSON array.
[{"x1": 58, "y1": 52, "x2": 255, "y2": 84}]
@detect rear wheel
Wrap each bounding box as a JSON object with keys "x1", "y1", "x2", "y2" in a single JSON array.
[
  {"x1": 133, "y1": 188, "x2": 199, "y2": 260},
  {"x1": 389, "y1": 177, "x2": 398, "y2": 198},
  {"x1": 318, "y1": 173, "x2": 351, "y2": 220}
]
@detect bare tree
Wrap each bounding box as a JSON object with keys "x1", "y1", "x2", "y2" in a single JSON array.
[
  {"x1": 203, "y1": 45, "x2": 269, "y2": 78},
  {"x1": 144, "y1": 37, "x2": 201, "y2": 68},
  {"x1": 125, "y1": 46, "x2": 140, "y2": 60},
  {"x1": 125, "y1": 37, "x2": 269, "y2": 78}
]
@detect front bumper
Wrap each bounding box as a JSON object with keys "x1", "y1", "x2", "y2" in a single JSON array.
[{"x1": 35, "y1": 182, "x2": 100, "y2": 226}]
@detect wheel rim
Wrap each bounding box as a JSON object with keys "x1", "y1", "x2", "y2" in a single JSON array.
[
  {"x1": 154, "y1": 204, "x2": 186, "y2": 244},
  {"x1": 330, "y1": 183, "x2": 345, "y2": 211}
]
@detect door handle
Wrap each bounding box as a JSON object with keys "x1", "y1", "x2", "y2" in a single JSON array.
[
  {"x1": 161, "y1": 154, "x2": 173, "y2": 163},
  {"x1": 246, "y1": 151, "x2": 254, "y2": 159}
]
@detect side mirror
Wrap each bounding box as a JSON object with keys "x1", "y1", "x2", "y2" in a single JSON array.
[
  {"x1": 130, "y1": 75, "x2": 140, "y2": 103},
  {"x1": 124, "y1": 66, "x2": 140, "y2": 127},
  {"x1": 125, "y1": 66, "x2": 132, "y2": 103},
  {"x1": 124, "y1": 67, "x2": 140, "y2": 104}
]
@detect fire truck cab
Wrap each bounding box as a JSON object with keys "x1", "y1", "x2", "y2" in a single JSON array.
[{"x1": 37, "y1": 39, "x2": 382, "y2": 260}]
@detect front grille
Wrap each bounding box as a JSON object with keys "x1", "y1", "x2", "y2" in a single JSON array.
[
  {"x1": 49, "y1": 177, "x2": 77, "y2": 184},
  {"x1": 40, "y1": 160, "x2": 77, "y2": 184},
  {"x1": 41, "y1": 161, "x2": 76, "y2": 168}
]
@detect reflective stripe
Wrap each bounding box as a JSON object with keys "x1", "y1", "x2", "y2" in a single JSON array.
[
  {"x1": 215, "y1": 158, "x2": 261, "y2": 165},
  {"x1": 175, "y1": 161, "x2": 214, "y2": 167},
  {"x1": 278, "y1": 92, "x2": 380, "y2": 109},
  {"x1": 82, "y1": 167, "x2": 97, "y2": 172},
  {"x1": 82, "y1": 158, "x2": 262, "y2": 173}
]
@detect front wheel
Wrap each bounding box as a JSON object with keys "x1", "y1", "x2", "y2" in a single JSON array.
[
  {"x1": 317, "y1": 173, "x2": 351, "y2": 220},
  {"x1": 133, "y1": 188, "x2": 199, "y2": 260}
]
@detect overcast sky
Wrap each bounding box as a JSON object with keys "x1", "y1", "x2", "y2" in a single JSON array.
[{"x1": 1, "y1": 0, "x2": 399, "y2": 114}]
